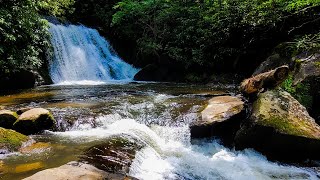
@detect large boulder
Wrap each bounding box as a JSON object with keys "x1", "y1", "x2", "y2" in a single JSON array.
[
  {"x1": 0, "y1": 110, "x2": 18, "y2": 129},
  {"x1": 292, "y1": 53, "x2": 320, "y2": 85},
  {"x1": 190, "y1": 96, "x2": 244, "y2": 143},
  {"x1": 79, "y1": 135, "x2": 144, "y2": 174},
  {"x1": 13, "y1": 108, "x2": 56, "y2": 135},
  {"x1": 134, "y1": 64, "x2": 169, "y2": 81},
  {"x1": 0, "y1": 127, "x2": 31, "y2": 153},
  {"x1": 235, "y1": 90, "x2": 320, "y2": 160},
  {"x1": 23, "y1": 161, "x2": 137, "y2": 180}
]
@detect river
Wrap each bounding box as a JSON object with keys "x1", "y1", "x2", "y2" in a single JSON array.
[{"x1": 0, "y1": 82, "x2": 318, "y2": 179}]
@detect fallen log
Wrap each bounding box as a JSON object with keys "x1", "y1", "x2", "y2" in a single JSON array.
[{"x1": 240, "y1": 65, "x2": 289, "y2": 94}]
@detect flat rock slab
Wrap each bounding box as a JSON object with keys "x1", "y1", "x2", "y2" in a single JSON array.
[
  {"x1": 191, "y1": 96, "x2": 244, "y2": 140},
  {"x1": 201, "y1": 96, "x2": 244, "y2": 124},
  {"x1": 23, "y1": 161, "x2": 137, "y2": 180}
]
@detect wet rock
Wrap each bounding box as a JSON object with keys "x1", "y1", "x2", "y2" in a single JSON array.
[
  {"x1": 0, "y1": 127, "x2": 31, "y2": 153},
  {"x1": 80, "y1": 136, "x2": 144, "y2": 174},
  {"x1": 190, "y1": 96, "x2": 244, "y2": 143},
  {"x1": 253, "y1": 53, "x2": 290, "y2": 76},
  {"x1": 16, "y1": 108, "x2": 32, "y2": 115},
  {"x1": 19, "y1": 142, "x2": 51, "y2": 154},
  {"x1": 0, "y1": 69, "x2": 35, "y2": 90},
  {"x1": 13, "y1": 108, "x2": 56, "y2": 135},
  {"x1": 0, "y1": 110, "x2": 18, "y2": 129},
  {"x1": 235, "y1": 90, "x2": 320, "y2": 160},
  {"x1": 292, "y1": 53, "x2": 320, "y2": 85},
  {"x1": 23, "y1": 161, "x2": 137, "y2": 180},
  {"x1": 15, "y1": 162, "x2": 45, "y2": 173},
  {"x1": 134, "y1": 64, "x2": 168, "y2": 81}
]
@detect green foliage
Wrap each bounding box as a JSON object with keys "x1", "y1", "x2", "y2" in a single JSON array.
[
  {"x1": 0, "y1": 0, "x2": 50, "y2": 74},
  {"x1": 110, "y1": 0, "x2": 320, "y2": 71},
  {"x1": 0, "y1": 0, "x2": 75, "y2": 75},
  {"x1": 36, "y1": 0, "x2": 75, "y2": 17},
  {"x1": 283, "y1": 33, "x2": 320, "y2": 56},
  {"x1": 281, "y1": 75, "x2": 313, "y2": 109}
]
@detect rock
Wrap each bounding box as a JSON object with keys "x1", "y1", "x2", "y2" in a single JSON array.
[
  {"x1": 23, "y1": 161, "x2": 137, "y2": 180},
  {"x1": 19, "y1": 142, "x2": 51, "y2": 154},
  {"x1": 235, "y1": 90, "x2": 320, "y2": 161},
  {"x1": 0, "y1": 110, "x2": 18, "y2": 129},
  {"x1": 15, "y1": 162, "x2": 44, "y2": 173},
  {"x1": 0, "y1": 127, "x2": 31, "y2": 153},
  {"x1": 253, "y1": 53, "x2": 290, "y2": 76},
  {"x1": 79, "y1": 135, "x2": 144, "y2": 174},
  {"x1": 134, "y1": 64, "x2": 168, "y2": 81},
  {"x1": 16, "y1": 108, "x2": 33, "y2": 115},
  {"x1": 190, "y1": 96, "x2": 244, "y2": 143},
  {"x1": 0, "y1": 69, "x2": 35, "y2": 90},
  {"x1": 13, "y1": 108, "x2": 56, "y2": 135},
  {"x1": 292, "y1": 53, "x2": 320, "y2": 85}
]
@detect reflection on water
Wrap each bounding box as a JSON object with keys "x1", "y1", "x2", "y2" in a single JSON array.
[{"x1": 0, "y1": 83, "x2": 318, "y2": 179}]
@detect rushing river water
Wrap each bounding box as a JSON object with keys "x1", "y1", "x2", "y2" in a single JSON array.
[{"x1": 0, "y1": 83, "x2": 319, "y2": 180}]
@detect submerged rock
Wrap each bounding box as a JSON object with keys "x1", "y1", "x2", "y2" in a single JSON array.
[
  {"x1": 0, "y1": 110, "x2": 18, "y2": 129},
  {"x1": 0, "y1": 127, "x2": 30, "y2": 153},
  {"x1": 19, "y1": 142, "x2": 51, "y2": 154},
  {"x1": 13, "y1": 108, "x2": 56, "y2": 135},
  {"x1": 23, "y1": 161, "x2": 137, "y2": 180},
  {"x1": 235, "y1": 90, "x2": 320, "y2": 160},
  {"x1": 190, "y1": 96, "x2": 244, "y2": 142},
  {"x1": 80, "y1": 136, "x2": 144, "y2": 174},
  {"x1": 15, "y1": 162, "x2": 45, "y2": 173}
]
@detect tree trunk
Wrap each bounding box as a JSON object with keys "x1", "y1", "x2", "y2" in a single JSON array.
[{"x1": 240, "y1": 65, "x2": 289, "y2": 94}]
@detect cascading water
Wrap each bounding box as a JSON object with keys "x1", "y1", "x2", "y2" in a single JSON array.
[{"x1": 48, "y1": 23, "x2": 139, "y2": 84}]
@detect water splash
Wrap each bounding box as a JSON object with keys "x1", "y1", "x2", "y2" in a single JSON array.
[
  {"x1": 49, "y1": 118, "x2": 318, "y2": 180},
  {"x1": 48, "y1": 23, "x2": 139, "y2": 84}
]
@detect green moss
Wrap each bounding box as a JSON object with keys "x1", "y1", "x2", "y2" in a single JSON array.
[
  {"x1": 281, "y1": 75, "x2": 313, "y2": 109},
  {"x1": 0, "y1": 127, "x2": 29, "y2": 151},
  {"x1": 257, "y1": 116, "x2": 314, "y2": 138},
  {"x1": 314, "y1": 61, "x2": 320, "y2": 68}
]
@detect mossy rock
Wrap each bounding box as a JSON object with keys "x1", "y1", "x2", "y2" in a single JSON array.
[
  {"x1": 0, "y1": 110, "x2": 18, "y2": 129},
  {"x1": 235, "y1": 90, "x2": 320, "y2": 161},
  {"x1": 0, "y1": 127, "x2": 30, "y2": 153},
  {"x1": 13, "y1": 108, "x2": 56, "y2": 135}
]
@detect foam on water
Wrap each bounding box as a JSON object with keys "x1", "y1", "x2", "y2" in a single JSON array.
[
  {"x1": 48, "y1": 23, "x2": 139, "y2": 84},
  {"x1": 49, "y1": 117, "x2": 318, "y2": 180}
]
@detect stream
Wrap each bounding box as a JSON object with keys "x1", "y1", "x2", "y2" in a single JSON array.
[{"x1": 0, "y1": 82, "x2": 319, "y2": 180}]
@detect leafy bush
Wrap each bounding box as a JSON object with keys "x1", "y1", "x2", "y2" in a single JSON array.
[{"x1": 281, "y1": 75, "x2": 313, "y2": 109}]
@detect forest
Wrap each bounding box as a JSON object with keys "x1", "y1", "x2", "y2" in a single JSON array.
[{"x1": 1, "y1": 0, "x2": 320, "y2": 81}]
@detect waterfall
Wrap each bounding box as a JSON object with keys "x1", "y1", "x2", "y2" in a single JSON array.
[{"x1": 48, "y1": 23, "x2": 139, "y2": 84}]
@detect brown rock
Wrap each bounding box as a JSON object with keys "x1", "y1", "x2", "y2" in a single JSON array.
[
  {"x1": 13, "y1": 108, "x2": 56, "y2": 135},
  {"x1": 190, "y1": 96, "x2": 244, "y2": 142},
  {"x1": 0, "y1": 110, "x2": 18, "y2": 129},
  {"x1": 23, "y1": 161, "x2": 137, "y2": 180}
]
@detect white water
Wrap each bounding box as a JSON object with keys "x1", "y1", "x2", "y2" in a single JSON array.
[
  {"x1": 50, "y1": 114, "x2": 319, "y2": 180},
  {"x1": 48, "y1": 23, "x2": 139, "y2": 84}
]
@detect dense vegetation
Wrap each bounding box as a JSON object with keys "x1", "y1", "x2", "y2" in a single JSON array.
[
  {"x1": 69, "y1": 0, "x2": 320, "y2": 76},
  {"x1": 1, "y1": 0, "x2": 320, "y2": 80},
  {"x1": 0, "y1": 0, "x2": 74, "y2": 75}
]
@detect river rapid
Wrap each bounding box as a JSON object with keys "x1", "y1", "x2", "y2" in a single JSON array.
[{"x1": 0, "y1": 82, "x2": 319, "y2": 180}]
